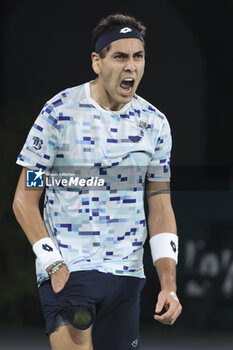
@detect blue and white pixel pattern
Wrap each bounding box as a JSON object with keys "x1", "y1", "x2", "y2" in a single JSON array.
[{"x1": 16, "y1": 82, "x2": 171, "y2": 285}]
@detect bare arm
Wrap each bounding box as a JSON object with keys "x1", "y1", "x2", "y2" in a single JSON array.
[
  {"x1": 146, "y1": 181, "x2": 182, "y2": 325},
  {"x1": 13, "y1": 167, "x2": 69, "y2": 292},
  {"x1": 12, "y1": 167, "x2": 48, "y2": 245}
]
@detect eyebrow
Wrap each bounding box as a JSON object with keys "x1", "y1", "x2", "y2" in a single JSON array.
[{"x1": 112, "y1": 50, "x2": 144, "y2": 57}]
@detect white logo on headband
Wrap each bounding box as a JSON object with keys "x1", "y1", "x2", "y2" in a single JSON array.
[{"x1": 120, "y1": 27, "x2": 132, "y2": 34}]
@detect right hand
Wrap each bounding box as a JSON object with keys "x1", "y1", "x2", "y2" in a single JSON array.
[{"x1": 51, "y1": 265, "x2": 70, "y2": 293}]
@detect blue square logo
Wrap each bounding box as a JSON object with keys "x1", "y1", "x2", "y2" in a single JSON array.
[{"x1": 26, "y1": 169, "x2": 45, "y2": 188}]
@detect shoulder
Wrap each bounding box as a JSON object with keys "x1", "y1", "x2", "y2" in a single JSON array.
[
  {"x1": 36, "y1": 83, "x2": 88, "y2": 130},
  {"x1": 46, "y1": 82, "x2": 88, "y2": 111}
]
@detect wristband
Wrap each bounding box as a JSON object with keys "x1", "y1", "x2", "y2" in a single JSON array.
[
  {"x1": 33, "y1": 237, "x2": 64, "y2": 272},
  {"x1": 149, "y1": 233, "x2": 178, "y2": 264}
]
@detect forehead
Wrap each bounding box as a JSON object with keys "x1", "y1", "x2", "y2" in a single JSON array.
[{"x1": 108, "y1": 38, "x2": 144, "y2": 53}]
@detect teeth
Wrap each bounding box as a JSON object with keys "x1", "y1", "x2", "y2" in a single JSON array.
[{"x1": 123, "y1": 78, "x2": 134, "y2": 81}]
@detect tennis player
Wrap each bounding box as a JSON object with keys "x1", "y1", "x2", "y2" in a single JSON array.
[{"x1": 13, "y1": 13, "x2": 182, "y2": 350}]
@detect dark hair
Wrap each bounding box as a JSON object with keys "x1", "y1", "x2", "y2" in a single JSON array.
[{"x1": 92, "y1": 13, "x2": 146, "y2": 58}]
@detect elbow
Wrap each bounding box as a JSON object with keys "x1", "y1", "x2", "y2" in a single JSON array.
[
  {"x1": 13, "y1": 192, "x2": 39, "y2": 222},
  {"x1": 12, "y1": 195, "x2": 21, "y2": 218},
  {"x1": 12, "y1": 193, "x2": 26, "y2": 221},
  {"x1": 12, "y1": 194, "x2": 29, "y2": 227}
]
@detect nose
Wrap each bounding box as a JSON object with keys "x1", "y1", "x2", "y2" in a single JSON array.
[{"x1": 124, "y1": 57, "x2": 136, "y2": 72}]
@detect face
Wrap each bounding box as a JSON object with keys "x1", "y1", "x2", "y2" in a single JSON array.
[{"x1": 92, "y1": 38, "x2": 145, "y2": 110}]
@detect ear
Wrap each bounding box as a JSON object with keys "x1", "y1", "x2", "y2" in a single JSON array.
[{"x1": 91, "y1": 52, "x2": 101, "y2": 75}]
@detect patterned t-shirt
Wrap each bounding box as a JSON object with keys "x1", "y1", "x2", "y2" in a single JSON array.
[{"x1": 16, "y1": 81, "x2": 172, "y2": 285}]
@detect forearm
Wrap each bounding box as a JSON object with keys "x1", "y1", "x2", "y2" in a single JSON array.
[
  {"x1": 147, "y1": 206, "x2": 177, "y2": 237},
  {"x1": 155, "y1": 258, "x2": 177, "y2": 292},
  {"x1": 147, "y1": 199, "x2": 177, "y2": 291},
  {"x1": 13, "y1": 198, "x2": 48, "y2": 246},
  {"x1": 148, "y1": 210, "x2": 177, "y2": 290},
  {"x1": 13, "y1": 191, "x2": 69, "y2": 291},
  {"x1": 13, "y1": 169, "x2": 68, "y2": 292}
]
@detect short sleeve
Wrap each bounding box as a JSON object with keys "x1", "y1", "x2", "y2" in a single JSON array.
[
  {"x1": 146, "y1": 117, "x2": 172, "y2": 182},
  {"x1": 16, "y1": 102, "x2": 60, "y2": 173}
]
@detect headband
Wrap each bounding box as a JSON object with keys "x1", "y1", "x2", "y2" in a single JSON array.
[{"x1": 95, "y1": 25, "x2": 144, "y2": 53}]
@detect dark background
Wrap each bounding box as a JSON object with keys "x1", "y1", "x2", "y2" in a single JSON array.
[{"x1": 1, "y1": 0, "x2": 233, "y2": 342}]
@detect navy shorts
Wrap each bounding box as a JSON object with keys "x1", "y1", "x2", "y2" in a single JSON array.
[{"x1": 39, "y1": 270, "x2": 146, "y2": 350}]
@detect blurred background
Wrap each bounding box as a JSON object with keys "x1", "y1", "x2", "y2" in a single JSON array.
[{"x1": 1, "y1": 0, "x2": 233, "y2": 348}]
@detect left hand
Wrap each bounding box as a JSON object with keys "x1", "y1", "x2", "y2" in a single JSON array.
[
  {"x1": 154, "y1": 290, "x2": 182, "y2": 325},
  {"x1": 51, "y1": 265, "x2": 70, "y2": 293}
]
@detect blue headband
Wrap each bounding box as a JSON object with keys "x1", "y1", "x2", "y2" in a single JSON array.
[{"x1": 95, "y1": 25, "x2": 144, "y2": 53}]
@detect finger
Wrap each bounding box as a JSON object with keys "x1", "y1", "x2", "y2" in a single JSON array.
[
  {"x1": 52, "y1": 267, "x2": 69, "y2": 285},
  {"x1": 154, "y1": 298, "x2": 180, "y2": 319},
  {"x1": 170, "y1": 305, "x2": 182, "y2": 324},
  {"x1": 165, "y1": 304, "x2": 182, "y2": 325},
  {"x1": 154, "y1": 314, "x2": 167, "y2": 324},
  {"x1": 154, "y1": 302, "x2": 182, "y2": 325},
  {"x1": 155, "y1": 293, "x2": 166, "y2": 313},
  {"x1": 51, "y1": 267, "x2": 70, "y2": 293},
  {"x1": 52, "y1": 277, "x2": 67, "y2": 293},
  {"x1": 154, "y1": 307, "x2": 173, "y2": 323},
  {"x1": 175, "y1": 303, "x2": 183, "y2": 318},
  {"x1": 154, "y1": 311, "x2": 176, "y2": 325}
]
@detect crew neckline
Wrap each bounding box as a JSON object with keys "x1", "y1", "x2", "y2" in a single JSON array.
[{"x1": 85, "y1": 81, "x2": 133, "y2": 114}]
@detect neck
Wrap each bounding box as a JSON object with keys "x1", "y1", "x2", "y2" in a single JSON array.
[{"x1": 91, "y1": 79, "x2": 125, "y2": 111}]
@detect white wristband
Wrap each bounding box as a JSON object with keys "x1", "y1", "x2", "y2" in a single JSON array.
[
  {"x1": 149, "y1": 233, "x2": 178, "y2": 265},
  {"x1": 33, "y1": 237, "x2": 63, "y2": 271}
]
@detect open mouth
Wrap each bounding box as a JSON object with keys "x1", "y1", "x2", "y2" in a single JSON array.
[{"x1": 120, "y1": 78, "x2": 135, "y2": 95}]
